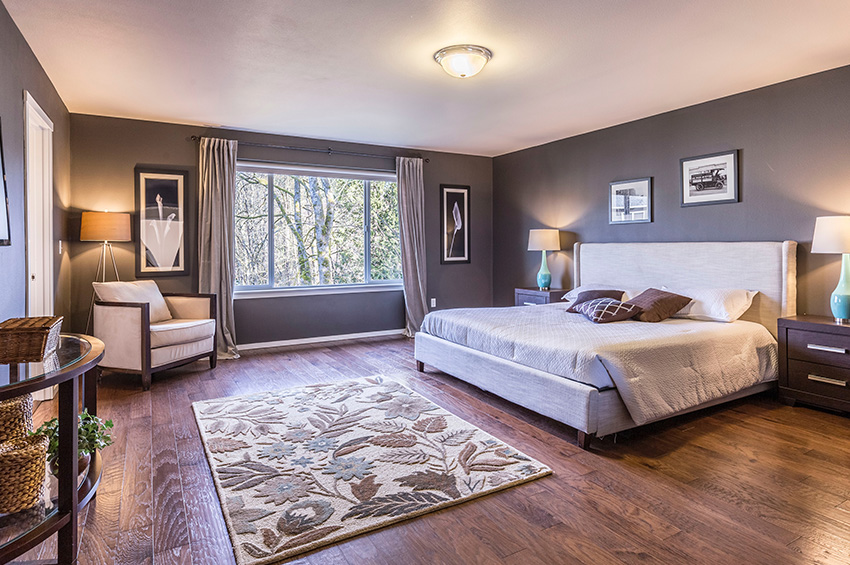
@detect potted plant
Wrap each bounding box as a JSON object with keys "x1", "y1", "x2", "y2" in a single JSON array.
[{"x1": 31, "y1": 409, "x2": 114, "y2": 475}]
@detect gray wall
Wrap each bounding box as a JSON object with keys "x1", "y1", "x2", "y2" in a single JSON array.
[
  {"x1": 493, "y1": 64, "x2": 850, "y2": 317},
  {"x1": 69, "y1": 115, "x2": 493, "y2": 343},
  {"x1": 0, "y1": 3, "x2": 71, "y2": 349}
]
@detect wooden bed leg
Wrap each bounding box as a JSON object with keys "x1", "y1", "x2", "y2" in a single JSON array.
[
  {"x1": 416, "y1": 360, "x2": 425, "y2": 372},
  {"x1": 577, "y1": 431, "x2": 592, "y2": 450}
]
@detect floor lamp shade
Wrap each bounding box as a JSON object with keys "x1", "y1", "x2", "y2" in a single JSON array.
[
  {"x1": 812, "y1": 216, "x2": 850, "y2": 323},
  {"x1": 80, "y1": 211, "x2": 131, "y2": 242},
  {"x1": 527, "y1": 229, "x2": 561, "y2": 291}
]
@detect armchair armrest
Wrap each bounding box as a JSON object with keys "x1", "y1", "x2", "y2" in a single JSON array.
[
  {"x1": 162, "y1": 293, "x2": 217, "y2": 320},
  {"x1": 93, "y1": 300, "x2": 150, "y2": 372}
]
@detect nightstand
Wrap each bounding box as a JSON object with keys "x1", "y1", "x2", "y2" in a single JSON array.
[
  {"x1": 778, "y1": 316, "x2": 850, "y2": 413},
  {"x1": 514, "y1": 287, "x2": 565, "y2": 306}
]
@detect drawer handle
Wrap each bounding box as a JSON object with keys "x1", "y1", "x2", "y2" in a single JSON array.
[
  {"x1": 523, "y1": 302, "x2": 538, "y2": 306},
  {"x1": 806, "y1": 344, "x2": 847, "y2": 354},
  {"x1": 807, "y1": 374, "x2": 848, "y2": 387}
]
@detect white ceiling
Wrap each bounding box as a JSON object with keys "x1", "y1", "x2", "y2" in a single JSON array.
[{"x1": 6, "y1": 0, "x2": 850, "y2": 157}]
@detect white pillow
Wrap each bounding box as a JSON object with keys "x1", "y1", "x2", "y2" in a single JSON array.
[
  {"x1": 669, "y1": 288, "x2": 757, "y2": 322},
  {"x1": 93, "y1": 280, "x2": 173, "y2": 323},
  {"x1": 561, "y1": 285, "x2": 641, "y2": 303}
]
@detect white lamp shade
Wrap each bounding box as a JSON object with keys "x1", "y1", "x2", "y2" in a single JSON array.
[
  {"x1": 527, "y1": 229, "x2": 561, "y2": 251},
  {"x1": 811, "y1": 216, "x2": 850, "y2": 254},
  {"x1": 434, "y1": 45, "x2": 492, "y2": 79}
]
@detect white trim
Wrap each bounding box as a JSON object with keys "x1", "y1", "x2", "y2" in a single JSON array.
[
  {"x1": 237, "y1": 160, "x2": 397, "y2": 181},
  {"x1": 24, "y1": 91, "x2": 55, "y2": 318},
  {"x1": 234, "y1": 282, "x2": 403, "y2": 300},
  {"x1": 239, "y1": 328, "x2": 404, "y2": 351}
]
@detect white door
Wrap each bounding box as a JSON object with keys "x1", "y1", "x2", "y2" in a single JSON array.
[
  {"x1": 24, "y1": 92, "x2": 55, "y2": 399},
  {"x1": 24, "y1": 91, "x2": 54, "y2": 317}
]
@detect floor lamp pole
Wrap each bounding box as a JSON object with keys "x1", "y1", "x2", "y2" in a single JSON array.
[{"x1": 86, "y1": 240, "x2": 120, "y2": 334}]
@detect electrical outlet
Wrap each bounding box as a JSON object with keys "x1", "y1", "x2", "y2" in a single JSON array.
[{"x1": 430, "y1": 298, "x2": 437, "y2": 308}]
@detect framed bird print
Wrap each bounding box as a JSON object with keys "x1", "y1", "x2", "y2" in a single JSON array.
[{"x1": 441, "y1": 184, "x2": 470, "y2": 264}]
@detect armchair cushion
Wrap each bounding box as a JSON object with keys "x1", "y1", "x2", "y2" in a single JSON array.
[
  {"x1": 93, "y1": 280, "x2": 172, "y2": 323},
  {"x1": 150, "y1": 319, "x2": 216, "y2": 349}
]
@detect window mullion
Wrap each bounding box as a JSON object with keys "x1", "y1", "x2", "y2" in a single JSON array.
[
  {"x1": 267, "y1": 173, "x2": 274, "y2": 287},
  {"x1": 364, "y1": 180, "x2": 371, "y2": 284}
]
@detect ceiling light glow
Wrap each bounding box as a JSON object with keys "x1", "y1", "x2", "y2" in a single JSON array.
[{"x1": 434, "y1": 45, "x2": 492, "y2": 79}]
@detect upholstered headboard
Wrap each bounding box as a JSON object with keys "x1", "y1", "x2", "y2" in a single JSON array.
[{"x1": 573, "y1": 241, "x2": 797, "y2": 337}]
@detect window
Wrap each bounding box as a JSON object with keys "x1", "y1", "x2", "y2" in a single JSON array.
[{"x1": 234, "y1": 164, "x2": 402, "y2": 290}]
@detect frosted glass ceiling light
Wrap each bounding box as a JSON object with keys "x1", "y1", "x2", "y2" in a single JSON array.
[{"x1": 434, "y1": 45, "x2": 492, "y2": 79}]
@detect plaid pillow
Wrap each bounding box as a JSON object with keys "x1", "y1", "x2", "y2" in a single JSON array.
[
  {"x1": 574, "y1": 298, "x2": 643, "y2": 323},
  {"x1": 566, "y1": 289, "x2": 625, "y2": 313}
]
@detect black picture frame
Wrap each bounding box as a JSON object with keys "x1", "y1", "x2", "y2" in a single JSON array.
[
  {"x1": 135, "y1": 167, "x2": 188, "y2": 276},
  {"x1": 0, "y1": 118, "x2": 10, "y2": 246},
  {"x1": 609, "y1": 177, "x2": 652, "y2": 224},
  {"x1": 440, "y1": 184, "x2": 470, "y2": 264},
  {"x1": 680, "y1": 150, "x2": 739, "y2": 207}
]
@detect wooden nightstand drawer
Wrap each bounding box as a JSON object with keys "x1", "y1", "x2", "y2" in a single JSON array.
[
  {"x1": 787, "y1": 329, "x2": 850, "y2": 368},
  {"x1": 514, "y1": 288, "x2": 564, "y2": 307},
  {"x1": 516, "y1": 293, "x2": 547, "y2": 306},
  {"x1": 788, "y1": 360, "x2": 850, "y2": 403}
]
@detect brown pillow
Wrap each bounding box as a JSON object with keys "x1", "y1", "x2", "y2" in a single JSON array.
[
  {"x1": 626, "y1": 288, "x2": 692, "y2": 322},
  {"x1": 574, "y1": 298, "x2": 642, "y2": 323},
  {"x1": 566, "y1": 289, "x2": 625, "y2": 313}
]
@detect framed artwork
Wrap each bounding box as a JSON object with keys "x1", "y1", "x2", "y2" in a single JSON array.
[
  {"x1": 680, "y1": 150, "x2": 738, "y2": 207},
  {"x1": 609, "y1": 177, "x2": 651, "y2": 224},
  {"x1": 441, "y1": 184, "x2": 470, "y2": 264},
  {"x1": 0, "y1": 118, "x2": 10, "y2": 246},
  {"x1": 135, "y1": 167, "x2": 188, "y2": 276}
]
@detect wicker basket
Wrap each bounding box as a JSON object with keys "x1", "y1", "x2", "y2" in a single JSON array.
[
  {"x1": 0, "y1": 316, "x2": 63, "y2": 364},
  {"x1": 0, "y1": 434, "x2": 48, "y2": 514},
  {"x1": 0, "y1": 394, "x2": 34, "y2": 443}
]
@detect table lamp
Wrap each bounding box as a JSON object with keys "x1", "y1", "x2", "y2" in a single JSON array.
[
  {"x1": 811, "y1": 216, "x2": 850, "y2": 324},
  {"x1": 81, "y1": 211, "x2": 131, "y2": 332},
  {"x1": 527, "y1": 229, "x2": 560, "y2": 290}
]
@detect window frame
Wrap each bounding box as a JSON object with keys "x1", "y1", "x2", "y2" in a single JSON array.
[{"x1": 233, "y1": 161, "x2": 402, "y2": 297}]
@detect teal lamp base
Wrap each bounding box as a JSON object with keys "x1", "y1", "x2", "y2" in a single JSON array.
[
  {"x1": 536, "y1": 250, "x2": 551, "y2": 290},
  {"x1": 831, "y1": 253, "x2": 850, "y2": 324}
]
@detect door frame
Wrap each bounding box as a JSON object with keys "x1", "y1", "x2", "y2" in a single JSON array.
[{"x1": 24, "y1": 90, "x2": 54, "y2": 317}]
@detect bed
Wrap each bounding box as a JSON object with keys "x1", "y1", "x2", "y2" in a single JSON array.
[{"x1": 414, "y1": 241, "x2": 797, "y2": 448}]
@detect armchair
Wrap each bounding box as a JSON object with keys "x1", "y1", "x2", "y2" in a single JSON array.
[{"x1": 93, "y1": 290, "x2": 217, "y2": 390}]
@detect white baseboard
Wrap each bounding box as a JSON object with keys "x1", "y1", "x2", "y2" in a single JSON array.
[{"x1": 238, "y1": 329, "x2": 405, "y2": 351}]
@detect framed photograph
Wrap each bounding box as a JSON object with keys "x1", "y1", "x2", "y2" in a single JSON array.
[
  {"x1": 136, "y1": 167, "x2": 187, "y2": 276},
  {"x1": 0, "y1": 118, "x2": 10, "y2": 246},
  {"x1": 680, "y1": 150, "x2": 738, "y2": 207},
  {"x1": 441, "y1": 184, "x2": 470, "y2": 264},
  {"x1": 609, "y1": 177, "x2": 651, "y2": 224}
]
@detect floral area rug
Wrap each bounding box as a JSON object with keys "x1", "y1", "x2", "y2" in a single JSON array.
[{"x1": 192, "y1": 377, "x2": 552, "y2": 564}]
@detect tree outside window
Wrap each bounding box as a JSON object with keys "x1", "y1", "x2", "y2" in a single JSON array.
[{"x1": 234, "y1": 168, "x2": 402, "y2": 288}]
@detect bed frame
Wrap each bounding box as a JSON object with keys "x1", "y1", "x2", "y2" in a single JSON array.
[{"x1": 415, "y1": 241, "x2": 797, "y2": 449}]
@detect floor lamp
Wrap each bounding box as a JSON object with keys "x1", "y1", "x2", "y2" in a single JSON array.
[{"x1": 82, "y1": 211, "x2": 131, "y2": 333}]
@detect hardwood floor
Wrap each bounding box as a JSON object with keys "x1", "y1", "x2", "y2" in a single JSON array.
[{"x1": 20, "y1": 337, "x2": 850, "y2": 564}]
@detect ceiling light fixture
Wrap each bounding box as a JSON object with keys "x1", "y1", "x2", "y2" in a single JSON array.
[{"x1": 434, "y1": 44, "x2": 492, "y2": 79}]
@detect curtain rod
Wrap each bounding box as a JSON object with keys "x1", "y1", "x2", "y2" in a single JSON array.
[{"x1": 189, "y1": 135, "x2": 429, "y2": 163}]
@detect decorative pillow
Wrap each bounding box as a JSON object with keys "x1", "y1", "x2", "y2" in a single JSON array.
[
  {"x1": 562, "y1": 285, "x2": 631, "y2": 303},
  {"x1": 626, "y1": 288, "x2": 692, "y2": 323},
  {"x1": 566, "y1": 289, "x2": 625, "y2": 313},
  {"x1": 574, "y1": 298, "x2": 643, "y2": 323},
  {"x1": 92, "y1": 280, "x2": 173, "y2": 323},
  {"x1": 669, "y1": 288, "x2": 758, "y2": 322}
]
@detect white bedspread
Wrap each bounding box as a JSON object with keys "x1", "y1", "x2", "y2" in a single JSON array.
[{"x1": 420, "y1": 303, "x2": 777, "y2": 425}]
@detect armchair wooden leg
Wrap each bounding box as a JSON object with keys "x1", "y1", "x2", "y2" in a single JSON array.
[
  {"x1": 416, "y1": 360, "x2": 424, "y2": 372},
  {"x1": 142, "y1": 371, "x2": 151, "y2": 391},
  {"x1": 209, "y1": 349, "x2": 217, "y2": 369}
]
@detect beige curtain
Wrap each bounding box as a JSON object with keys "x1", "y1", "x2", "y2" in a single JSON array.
[
  {"x1": 199, "y1": 137, "x2": 240, "y2": 358},
  {"x1": 397, "y1": 157, "x2": 428, "y2": 336}
]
